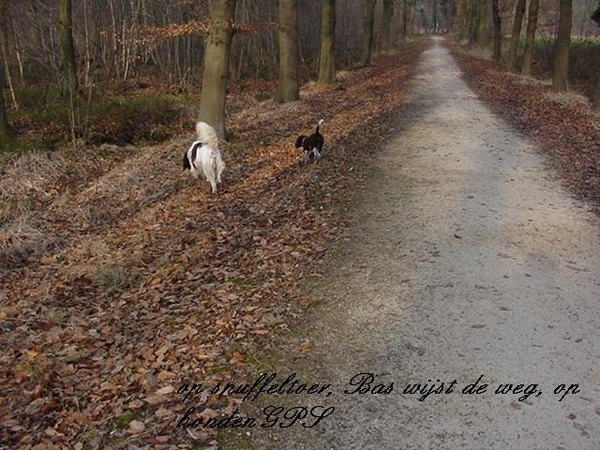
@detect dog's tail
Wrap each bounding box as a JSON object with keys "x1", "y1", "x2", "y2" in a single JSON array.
[
  {"x1": 315, "y1": 119, "x2": 324, "y2": 133},
  {"x1": 195, "y1": 122, "x2": 219, "y2": 149}
]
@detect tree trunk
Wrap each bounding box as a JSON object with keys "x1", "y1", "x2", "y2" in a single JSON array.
[
  {"x1": 58, "y1": 0, "x2": 78, "y2": 97},
  {"x1": 198, "y1": 0, "x2": 236, "y2": 140},
  {"x1": 359, "y1": 0, "x2": 376, "y2": 67},
  {"x1": 0, "y1": 0, "x2": 11, "y2": 145},
  {"x1": 521, "y1": 0, "x2": 539, "y2": 76},
  {"x1": 0, "y1": 59, "x2": 9, "y2": 146},
  {"x1": 491, "y1": 0, "x2": 501, "y2": 61},
  {"x1": 381, "y1": 0, "x2": 393, "y2": 50},
  {"x1": 402, "y1": 0, "x2": 410, "y2": 38},
  {"x1": 468, "y1": 0, "x2": 478, "y2": 43},
  {"x1": 506, "y1": 0, "x2": 526, "y2": 72},
  {"x1": 475, "y1": 0, "x2": 488, "y2": 46},
  {"x1": 276, "y1": 0, "x2": 299, "y2": 102},
  {"x1": 318, "y1": 0, "x2": 336, "y2": 85},
  {"x1": 552, "y1": 0, "x2": 572, "y2": 92},
  {"x1": 593, "y1": 74, "x2": 600, "y2": 111},
  {"x1": 455, "y1": 0, "x2": 467, "y2": 40}
]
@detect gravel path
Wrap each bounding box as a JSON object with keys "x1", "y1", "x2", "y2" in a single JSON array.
[{"x1": 224, "y1": 37, "x2": 600, "y2": 450}]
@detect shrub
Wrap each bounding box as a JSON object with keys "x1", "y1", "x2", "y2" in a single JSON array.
[
  {"x1": 530, "y1": 37, "x2": 600, "y2": 99},
  {"x1": 83, "y1": 95, "x2": 186, "y2": 145},
  {"x1": 4, "y1": 90, "x2": 189, "y2": 153}
]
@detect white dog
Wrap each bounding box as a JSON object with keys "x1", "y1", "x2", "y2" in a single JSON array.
[{"x1": 182, "y1": 122, "x2": 225, "y2": 194}]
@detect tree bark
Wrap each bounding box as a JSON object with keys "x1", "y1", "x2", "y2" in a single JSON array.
[
  {"x1": 594, "y1": 75, "x2": 600, "y2": 111},
  {"x1": 318, "y1": 0, "x2": 336, "y2": 85},
  {"x1": 0, "y1": 0, "x2": 11, "y2": 144},
  {"x1": 468, "y1": 0, "x2": 478, "y2": 43},
  {"x1": 381, "y1": 0, "x2": 394, "y2": 50},
  {"x1": 58, "y1": 0, "x2": 78, "y2": 97},
  {"x1": 402, "y1": 0, "x2": 410, "y2": 38},
  {"x1": 475, "y1": 0, "x2": 488, "y2": 46},
  {"x1": 506, "y1": 0, "x2": 526, "y2": 72},
  {"x1": 359, "y1": 0, "x2": 377, "y2": 67},
  {"x1": 491, "y1": 0, "x2": 501, "y2": 61},
  {"x1": 198, "y1": 0, "x2": 236, "y2": 140},
  {"x1": 455, "y1": 0, "x2": 467, "y2": 40},
  {"x1": 276, "y1": 0, "x2": 299, "y2": 102},
  {"x1": 0, "y1": 56, "x2": 9, "y2": 145},
  {"x1": 521, "y1": 0, "x2": 539, "y2": 76},
  {"x1": 552, "y1": 0, "x2": 572, "y2": 92}
]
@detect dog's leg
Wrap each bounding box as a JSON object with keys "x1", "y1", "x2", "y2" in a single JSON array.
[
  {"x1": 303, "y1": 152, "x2": 310, "y2": 165},
  {"x1": 204, "y1": 171, "x2": 217, "y2": 194},
  {"x1": 216, "y1": 157, "x2": 225, "y2": 183},
  {"x1": 203, "y1": 168, "x2": 217, "y2": 193},
  {"x1": 204, "y1": 171, "x2": 217, "y2": 193}
]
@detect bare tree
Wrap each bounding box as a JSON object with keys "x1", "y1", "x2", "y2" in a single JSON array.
[
  {"x1": 276, "y1": 0, "x2": 299, "y2": 102},
  {"x1": 552, "y1": 0, "x2": 572, "y2": 92},
  {"x1": 359, "y1": 0, "x2": 376, "y2": 67},
  {"x1": 0, "y1": 0, "x2": 9, "y2": 145},
  {"x1": 58, "y1": 0, "x2": 78, "y2": 97},
  {"x1": 318, "y1": 0, "x2": 336, "y2": 85},
  {"x1": 381, "y1": 0, "x2": 394, "y2": 50},
  {"x1": 592, "y1": 2, "x2": 600, "y2": 110},
  {"x1": 491, "y1": 0, "x2": 501, "y2": 61},
  {"x1": 198, "y1": 0, "x2": 237, "y2": 139},
  {"x1": 0, "y1": 85, "x2": 8, "y2": 146},
  {"x1": 506, "y1": 0, "x2": 526, "y2": 71},
  {"x1": 475, "y1": 0, "x2": 488, "y2": 46},
  {"x1": 455, "y1": 0, "x2": 467, "y2": 39},
  {"x1": 522, "y1": 0, "x2": 539, "y2": 76}
]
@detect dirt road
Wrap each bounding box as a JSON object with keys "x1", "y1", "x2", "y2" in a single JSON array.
[{"x1": 226, "y1": 37, "x2": 600, "y2": 449}]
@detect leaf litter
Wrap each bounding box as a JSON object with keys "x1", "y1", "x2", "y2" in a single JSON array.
[{"x1": 0, "y1": 42, "x2": 427, "y2": 448}]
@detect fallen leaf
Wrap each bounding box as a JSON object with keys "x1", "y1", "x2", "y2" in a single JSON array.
[
  {"x1": 127, "y1": 420, "x2": 145, "y2": 435},
  {"x1": 186, "y1": 428, "x2": 210, "y2": 442},
  {"x1": 156, "y1": 385, "x2": 175, "y2": 395}
]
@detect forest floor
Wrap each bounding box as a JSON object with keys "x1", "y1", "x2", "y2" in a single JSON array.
[
  {"x1": 1, "y1": 35, "x2": 600, "y2": 449},
  {"x1": 0, "y1": 40, "x2": 426, "y2": 449}
]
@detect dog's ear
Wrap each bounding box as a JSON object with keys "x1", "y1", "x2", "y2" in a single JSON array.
[{"x1": 295, "y1": 135, "x2": 306, "y2": 148}]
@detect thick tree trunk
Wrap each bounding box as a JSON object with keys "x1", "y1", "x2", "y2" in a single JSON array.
[
  {"x1": 318, "y1": 0, "x2": 336, "y2": 85},
  {"x1": 491, "y1": 0, "x2": 501, "y2": 61},
  {"x1": 276, "y1": 0, "x2": 299, "y2": 103},
  {"x1": 506, "y1": 0, "x2": 526, "y2": 72},
  {"x1": 359, "y1": 0, "x2": 377, "y2": 67},
  {"x1": 58, "y1": 0, "x2": 78, "y2": 97},
  {"x1": 552, "y1": 0, "x2": 572, "y2": 92},
  {"x1": 521, "y1": 0, "x2": 539, "y2": 76},
  {"x1": 198, "y1": 0, "x2": 236, "y2": 140}
]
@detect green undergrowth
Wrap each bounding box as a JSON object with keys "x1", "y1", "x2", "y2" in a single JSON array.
[
  {"x1": 514, "y1": 36, "x2": 600, "y2": 99},
  {"x1": 2, "y1": 87, "x2": 193, "y2": 153}
]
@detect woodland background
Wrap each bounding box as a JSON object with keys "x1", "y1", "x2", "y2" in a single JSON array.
[
  {"x1": 2, "y1": 0, "x2": 600, "y2": 449},
  {"x1": 0, "y1": 0, "x2": 599, "y2": 151}
]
